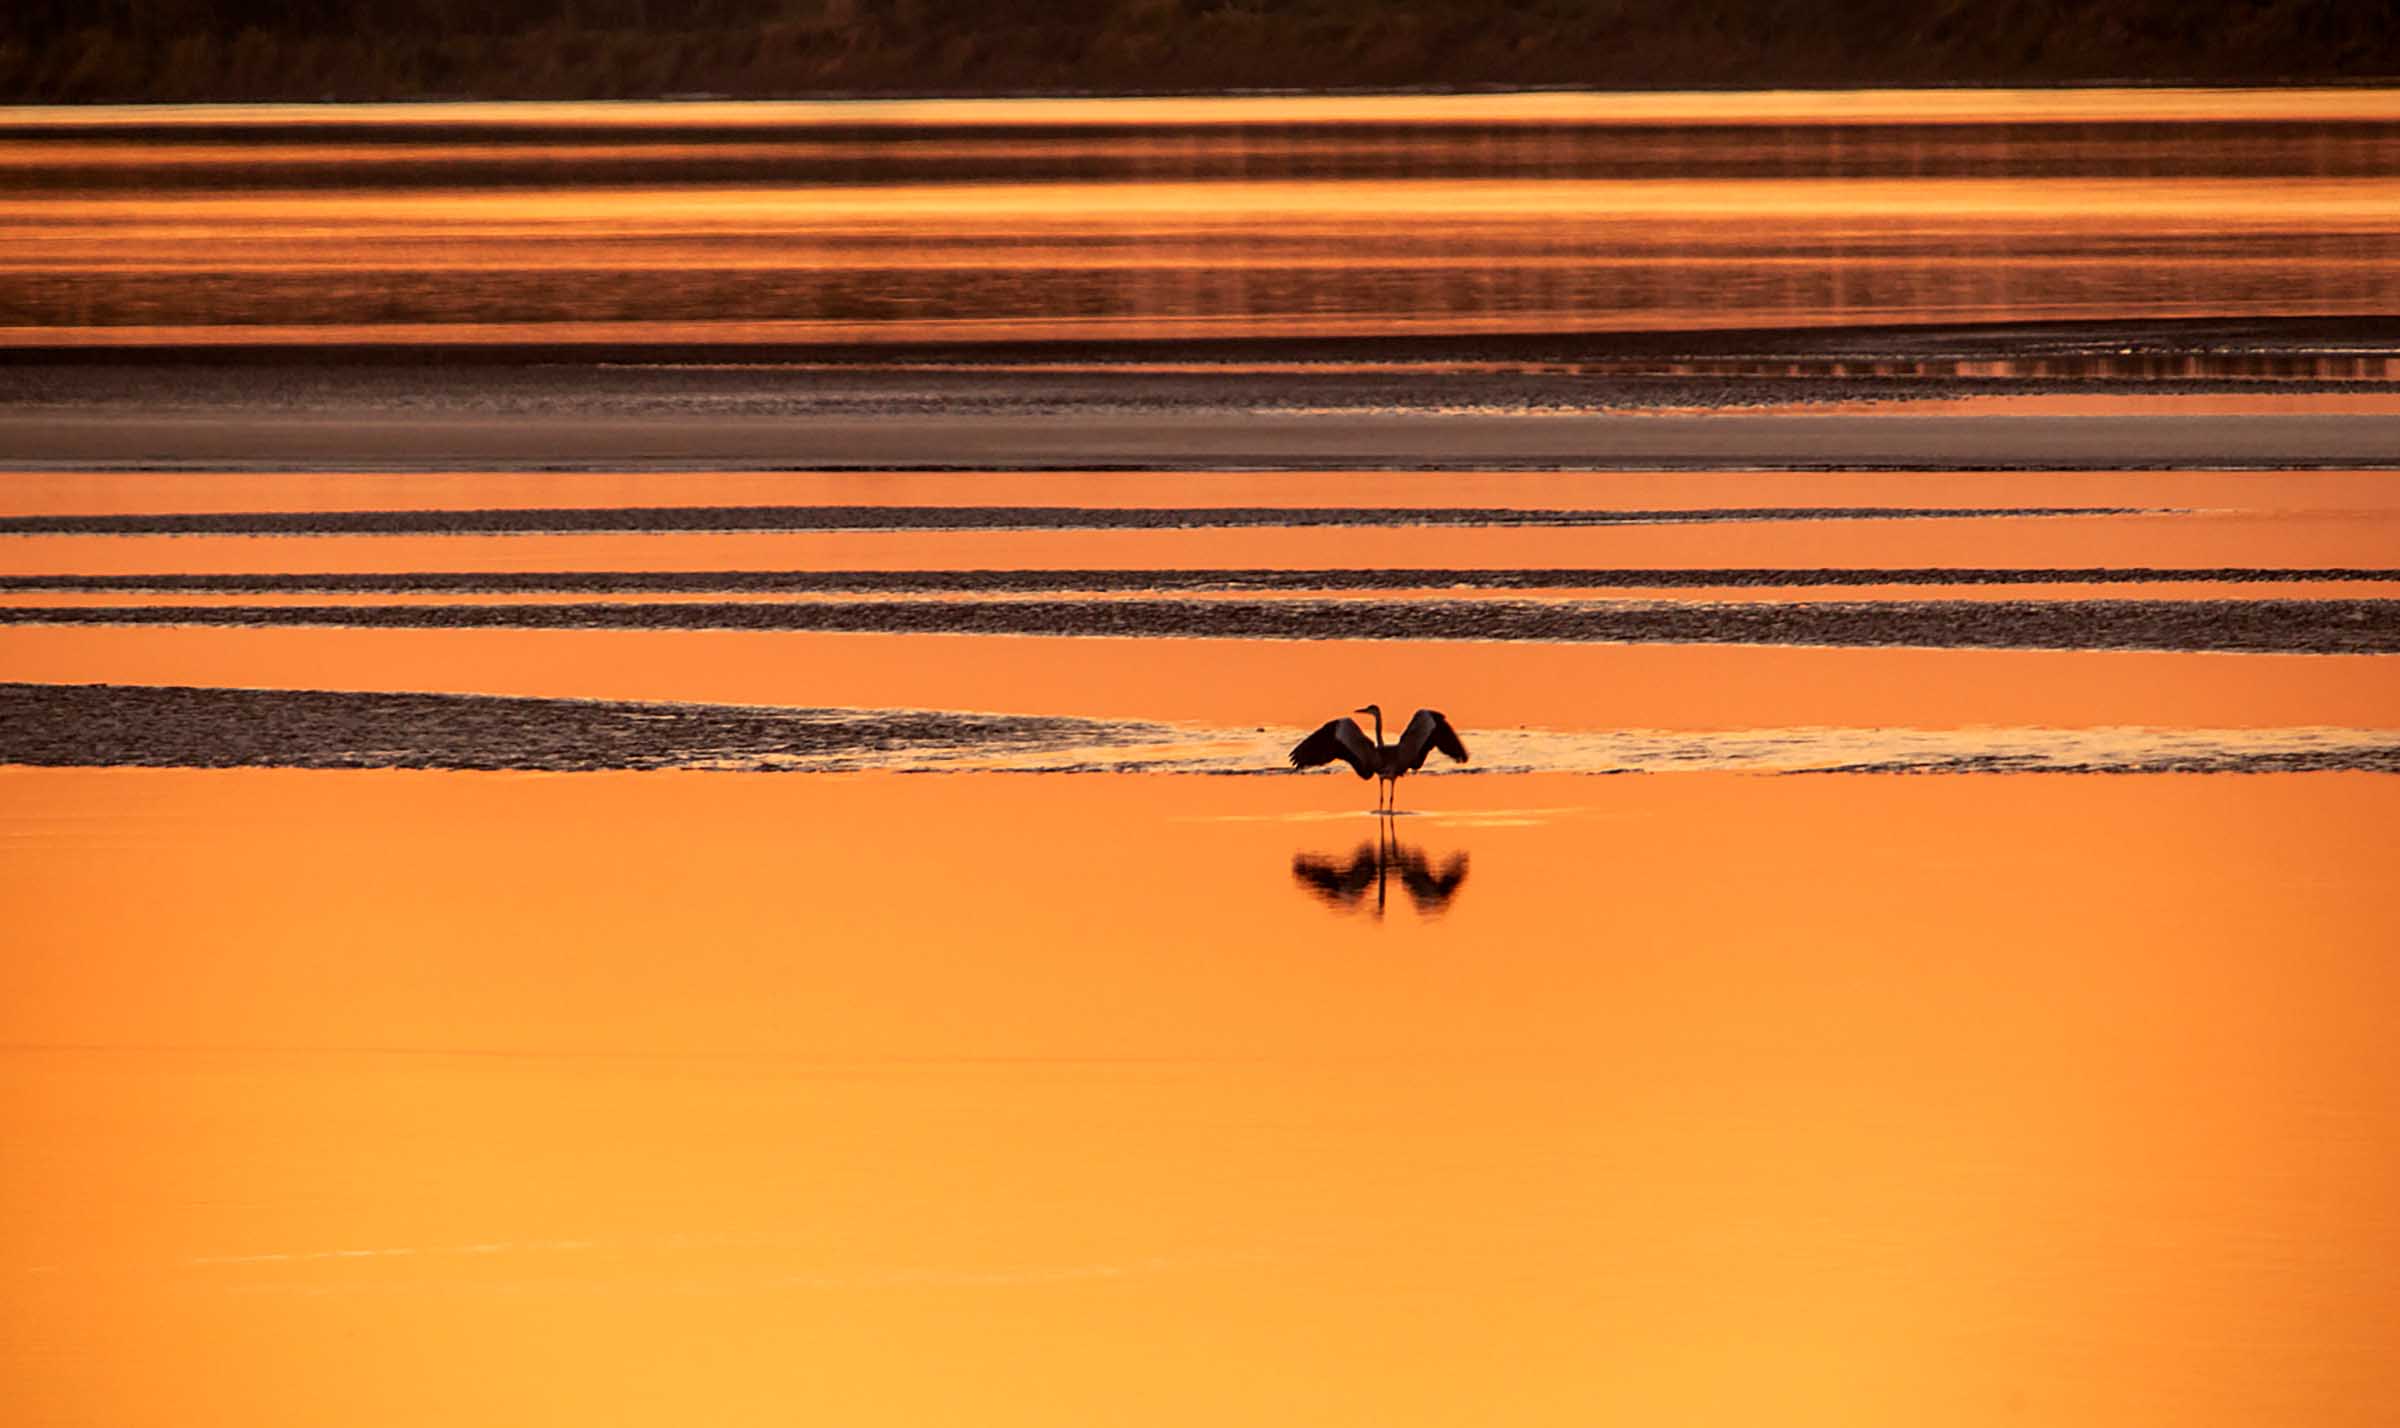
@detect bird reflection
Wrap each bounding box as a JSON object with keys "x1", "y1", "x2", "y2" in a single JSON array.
[{"x1": 1290, "y1": 821, "x2": 1470, "y2": 919}]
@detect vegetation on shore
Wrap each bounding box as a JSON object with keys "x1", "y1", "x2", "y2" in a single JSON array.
[{"x1": 4, "y1": 0, "x2": 2393, "y2": 103}]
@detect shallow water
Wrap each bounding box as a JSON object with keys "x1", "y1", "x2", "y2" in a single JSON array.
[{"x1": 5, "y1": 769, "x2": 2397, "y2": 1427}]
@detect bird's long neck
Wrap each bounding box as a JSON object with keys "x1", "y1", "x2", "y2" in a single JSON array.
[{"x1": 1370, "y1": 708, "x2": 1384, "y2": 746}]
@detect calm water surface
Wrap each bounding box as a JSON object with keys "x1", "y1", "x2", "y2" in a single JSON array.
[
  {"x1": 4, "y1": 769, "x2": 2396, "y2": 1426},
  {"x1": 5, "y1": 87, "x2": 2400, "y2": 344}
]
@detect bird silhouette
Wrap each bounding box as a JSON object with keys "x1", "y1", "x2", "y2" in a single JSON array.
[{"x1": 1288, "y1": 703, "x2": 1469, "y2": 811}]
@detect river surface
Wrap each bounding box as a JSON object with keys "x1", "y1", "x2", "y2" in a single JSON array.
[{"x1": 4, "y1": 88, "x2": 2399, "y2": 1428}]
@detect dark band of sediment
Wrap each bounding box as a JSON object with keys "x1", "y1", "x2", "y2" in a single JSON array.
[
  {"x1": 4, "y1": 597, "x2": 2393, "y2": 654},
  {"x1": 0, "y1": 682, "x2": 1160, "y2": 772},
  {"x1": 0, "y1": 504, "x2": 2147, "y2": 537},
  {"x1": 0, "y1": 566, "x2": 2391, "y2": 595}
]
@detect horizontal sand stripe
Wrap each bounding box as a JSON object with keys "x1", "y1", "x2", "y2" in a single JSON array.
[{"x1": 4, "y1": 596, "x2": 2394, "y2": 654}]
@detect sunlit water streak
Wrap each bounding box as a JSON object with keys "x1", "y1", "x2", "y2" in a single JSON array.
[{"x1": 0, "y1": 503, "x2": 2155, "y2": 536}]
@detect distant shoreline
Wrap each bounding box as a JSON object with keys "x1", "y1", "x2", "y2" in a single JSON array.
[{"x1": 5, "y1": 0, "x2": 2394, "y2": 105}]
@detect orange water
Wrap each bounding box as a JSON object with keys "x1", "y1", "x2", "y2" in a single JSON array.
[{"x1": 4, "y1": 768, "x2": 2395, "y2": 1427}]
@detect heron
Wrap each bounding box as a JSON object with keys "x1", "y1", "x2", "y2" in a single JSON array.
[{"x1": 1287, "y1": 704, "x2": 1469, "y2": 811}]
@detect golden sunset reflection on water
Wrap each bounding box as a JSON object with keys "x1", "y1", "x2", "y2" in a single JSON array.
[{"x1": 4, "y1": 768, "x2": 2396, "y2": 1426}]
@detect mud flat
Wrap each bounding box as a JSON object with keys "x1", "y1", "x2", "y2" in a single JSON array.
[
  {"x1": 0, "y1": 682, "x2": 1159, "y2": 772},
  {"x1": 10, "y1": 595, "x2": 2396, "y2": 655},
  {"x1": 8, "y1": 566, "x2": 2394, "y2": 596},
  {"x1": 7, "y1": 317, "x2": 2397, "y2": 472},
  {"x1": 8, "y1": 406, "x2": 2400, "y2": 473}
]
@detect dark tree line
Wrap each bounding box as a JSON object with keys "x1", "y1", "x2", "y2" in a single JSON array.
[{"x1": 4, "y1": 0, "x2": 2393, "y2": 101}]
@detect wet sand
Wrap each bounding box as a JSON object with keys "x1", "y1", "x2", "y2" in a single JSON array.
[
  {"x1": 8, "y1": 317, "x2": 2400, "y2": 473},
  {"x1": 8, "y1": 564, "x2": 2392, "y2": 595},
  {"x1": 11, "y1": 404, "x2": 2400, "y2": 472},
  {"x1": 11, "y1": 594, "x2": 2395, "y2": 654},
  {"x1": 0, "y1": 682, "x2": 1159, "y2": 772}
]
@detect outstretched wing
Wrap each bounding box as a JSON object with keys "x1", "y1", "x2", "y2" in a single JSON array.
[
  {"x1": 1291, "y1": 846, "x2": 1378, "y2": 906},
  {"x1": 1289, "y1": 716, "x2": 1376, "y2": 779},
  {"x1": 1396, "y1": 849, "x2": 1471, "y2": 911},
  {"x1": 1395, "y1": 709, "x2": 1469, "y2": 771}
]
